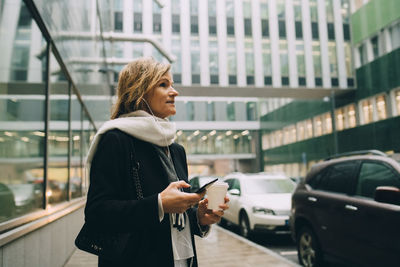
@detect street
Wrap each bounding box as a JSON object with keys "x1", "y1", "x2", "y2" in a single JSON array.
[{"x1": 220, "y1": 223, "x2": 352, "y2": 267}]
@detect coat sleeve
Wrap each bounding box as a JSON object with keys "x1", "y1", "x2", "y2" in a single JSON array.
[{"x1": 85, "y1": 130, "x2": 159, "y2": 233}]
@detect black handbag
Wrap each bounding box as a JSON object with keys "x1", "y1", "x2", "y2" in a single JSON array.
[{"x1": 75, "y1": 138, "x2": 142, "y2": 259}]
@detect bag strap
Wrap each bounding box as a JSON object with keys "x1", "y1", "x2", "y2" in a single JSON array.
[{"x1": 130, "y1": 137, "x2": 144, "y2": 200}]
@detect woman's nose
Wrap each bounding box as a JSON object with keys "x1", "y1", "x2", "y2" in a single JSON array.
[{"x1": 169, "y1": 86, "x2": 179, "y2": 96}]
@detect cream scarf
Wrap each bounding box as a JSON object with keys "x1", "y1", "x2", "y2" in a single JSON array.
[{"x1": 86, "y1": 110, "x2": 176, "y2": 165}]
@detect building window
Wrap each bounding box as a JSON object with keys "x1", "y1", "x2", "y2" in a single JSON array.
[
  {"x1": 114, "y1": 12, "x2": 123, "y2": 31},
  {"x1": 313, "y1": 43, "x2": 322, "y2": 85},
  {"x1": 209, "y1": 41, "x2": 219, "y2": 84},
  {"x1": 376, "y1": 95, "x2": 387, "y2": 120},
  {"x1": 260, "y1": 1, "x2": 269, "y2": 37},
  {"x1": 306, "y1": 119, "x2": 313, "y2": 138},
  {"x1": 190, "y1": 0, "x2": 198, "y2": 35},
  {"x1": 227, "y1": 17, "x2": 235, "y2": 35},
  {"x1": 134, "y1": 13, "x2": 142, "y2": 32},
  {"x1": 323, "y1": 113, "x2": 332, "y2": 134},
  {"x1": 314, "y1": 116, "x2": 323, "y2": 136},
  {"x1": 359, "y1": 43, "x2": 367, "y2": 65},
  {"x1": 207, "y1": 102, "x2": 215, "y2": 121},
  {"x1": 336, "y1": 108, "x2": 345, "y2": 131},
  {"x1": 153, "y1": 2, "x2": 162, "y2": 33},
  {"x1": 371, "y1": 36, "x2": 379, "y2": 59},
  {"x1": 361, "y1": 99, "x2": 373, "y2": 124},
  {"x1": 262, "y1": 42, "x2": 272, "y2": 85},
  {"x1": 343, "y1": 24, "x2": 350, "y2": 41},
  {"x1": 17, "y1": 5, "x2": 32, "y2": 28},
  {"x1": 209, "y1": 17, "x2": 217, "y2": 35},
  {"x1": 186, "y1": 102, "x2": 195, "y2": 120},
  {"x1": 297, "y1": 42, "x2": 306, "y2": 85},
  {"x1": 191, "y1": 51, "x2": 200, "y2": 84},
  {"x1": 278, "y1": 21, "x2": 286, "y2": 38},
  {"x1": 277, "y1": 0, "x2": 286, "y2": 38},
  {"x1": 243, "y1": 1, "x2": 252, "y2": 37},
  {"x1": 245, "y1": 41, "x2": 255, "y2": 85},
  {"x1": 347, "y1": 104, "x2": 357, "y2": 128},
  {"x1": 209, "y1": 0, "x2": 217, "y2": 35},
  {"x1": 227, "y1": 102, "x2": 235, "y2": 121},
  {"x1": 295, "y1": 21, "x2": 303, "y2": 39},
  {"x1": 246, "y1": 102, "x2": 257, "y2": 121},
  {"x1": 327, "y1": 23, "x2": 335, "y2": 40},
  {"x1": 280, "y1": 41, "x2": 289, "y2": 85},
  {"x1": 390, "y1": 22, "x2": 400, "y2": 50},
  {"x1": 226, "y1": 0, "x2": 235, "y2": 35},
  {"x1": 171, "y1": 15, "x2": 180, "y2": 33},
  {"x1": 297, "y1": 121, "x2": 305, "y2": 141},
  {"x1": 311, "y1": 22, "x2": 319, "y2": 39},
  {"x1": 191, "y1": 16, "x2": 199, "y2": 34},
  {"x1": 227, "y1": 41, "x2": 236, "y2": 85},
  {"x1": 395, "y1": 90, "x2": 400, "y2": 116}
]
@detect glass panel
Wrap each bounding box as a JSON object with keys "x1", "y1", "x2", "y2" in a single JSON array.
[
  {"x1": 0, "y1": 1, "x2": 46, "y2": 222},
  {"x1": 48, "y1": 53, "x2": 69, "y2": 204},
  {"x1": 71, "y1": 97, "x2": 83, "y2": 199}
]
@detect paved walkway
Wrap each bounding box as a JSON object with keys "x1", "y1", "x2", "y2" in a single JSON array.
[{"x1": 65, "y1": 226, "x2": 298, "y2": 267}]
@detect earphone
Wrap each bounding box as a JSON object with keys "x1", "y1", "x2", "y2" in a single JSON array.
[{"x1": 142, "y1": 98, "x2": 172, "y2": 159}]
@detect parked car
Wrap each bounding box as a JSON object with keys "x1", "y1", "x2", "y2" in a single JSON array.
[
  {"x1": 189, "y1": 175, "x2": 220, "y2": 193},
  {"x1": 221, "y1": 172, "x2": 296, "y2": 238},
  {"x1": 8, "y1": 183, "x2": 42, "y2": 214},
  {"x1": 290, "y1": 150, "x2": 400, "y2": 267}
]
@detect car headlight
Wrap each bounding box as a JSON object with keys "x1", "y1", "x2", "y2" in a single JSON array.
[{"x1": 252, "y1": 207, "x2": 275, "y2": 215}]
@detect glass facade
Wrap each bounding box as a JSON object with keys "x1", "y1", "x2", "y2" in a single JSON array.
[{"x1": 0, "y1": 0, "x2": 97, "y2": 224}]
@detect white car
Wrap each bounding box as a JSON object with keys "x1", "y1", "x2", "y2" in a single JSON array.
[{"x1": 221, "y1": 172, "x2": 296, "y2": 238}]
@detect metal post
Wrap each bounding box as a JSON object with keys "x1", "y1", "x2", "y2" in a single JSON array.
[{"x1": 330, "y1": 90, "x2": 338, "y2": 155}]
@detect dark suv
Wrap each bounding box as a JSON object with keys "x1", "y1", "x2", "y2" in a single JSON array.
[{"x1": 290, "y1": 150, "x2": 400, "y2": 267}]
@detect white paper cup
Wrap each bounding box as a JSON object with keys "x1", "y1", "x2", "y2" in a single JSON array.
[{"x1": 206, "y1": 181, "x2": 228, "y2": 210}]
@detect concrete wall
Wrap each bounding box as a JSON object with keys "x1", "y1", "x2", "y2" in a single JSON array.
[{"x1": 0, "y1": 207, "x2": 84, "y2": 267}]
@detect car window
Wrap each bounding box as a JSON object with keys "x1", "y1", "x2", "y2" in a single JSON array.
[
  {"x1": 232, "y1": 179, "x2": 240, "y2": 191},
  {"x1": 314, "y1": 161, "x2": 358, "y2": 194},
  {"x1": 244, "y1": 179, "x2": 295, "y2": 194},
  {"x1": 225, "y1": 179, "x2": 235, "y2": 190},
  {"x1": 356, "y1": 162, "x2": 400, "y2": 198}
]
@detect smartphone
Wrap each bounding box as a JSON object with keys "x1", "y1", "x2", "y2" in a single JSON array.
[{"x1": 195, "y1": 178, "x2": 218, "y2": 193}]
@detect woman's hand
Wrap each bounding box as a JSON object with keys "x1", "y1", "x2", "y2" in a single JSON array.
[
  {"x1": 160, "y1": 181, "x2": 205, "y2": 214},
  {"x1": 197, "y1": 196, "x2": 230, "y2": 226}
]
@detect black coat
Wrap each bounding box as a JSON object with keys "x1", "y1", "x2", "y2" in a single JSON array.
[{"x1": 85, "y1": 129, "x2": 202, "y2": 267}]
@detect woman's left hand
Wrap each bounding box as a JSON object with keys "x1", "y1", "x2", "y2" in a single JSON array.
[{"x1": 197, "y1": 196, "x2": 230, "y2": 226}]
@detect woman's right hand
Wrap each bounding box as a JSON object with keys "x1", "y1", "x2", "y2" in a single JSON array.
[{"x1": 160, "y1": 181, "x2": 204, "y2": 213}]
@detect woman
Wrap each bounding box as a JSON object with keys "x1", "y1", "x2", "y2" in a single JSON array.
[{"x1": 84, "y1": 57, "x2": 228, "y2": 267}]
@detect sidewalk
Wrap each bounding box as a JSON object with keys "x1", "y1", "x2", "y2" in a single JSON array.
[{"x1": 65, "y1": 225, "x2": 298, "y2": 267}]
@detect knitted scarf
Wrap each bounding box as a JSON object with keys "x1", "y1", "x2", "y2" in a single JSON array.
[{"x1": 86, "y1": 110, "x2": 176, "y2": 165}]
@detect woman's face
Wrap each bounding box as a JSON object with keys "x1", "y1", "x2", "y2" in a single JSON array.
[{"x1": 144, "y1": 72, "x2": 178, "y2": 118}]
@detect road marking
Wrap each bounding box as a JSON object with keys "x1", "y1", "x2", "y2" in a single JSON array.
[{"x1": 280, "y1": 251, "x2": 298, "y2": 256}]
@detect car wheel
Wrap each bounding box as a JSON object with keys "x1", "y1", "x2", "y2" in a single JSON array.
[
  {"x1": 296, "y1": 226, "x2": 323, "y2": 267},
  {"x1": 239, "y1": 213, "x2": 251, "y2": 238}
]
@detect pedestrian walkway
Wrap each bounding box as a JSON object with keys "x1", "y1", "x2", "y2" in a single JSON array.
[{"x1": 64, "y1": 225, "x2": 298, "y2": 267}]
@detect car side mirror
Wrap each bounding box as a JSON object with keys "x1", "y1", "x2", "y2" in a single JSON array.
[
  {"x1": 228, "y1": 189, "x2": 240, "y2": 196},
  {"x1": 374, "y1": 186, "x2": 400, "y2": 205}
]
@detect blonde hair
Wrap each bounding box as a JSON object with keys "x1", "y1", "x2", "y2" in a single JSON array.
[{"x1": 111, "y1": 57, "x2": 171, "y2": 119}]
